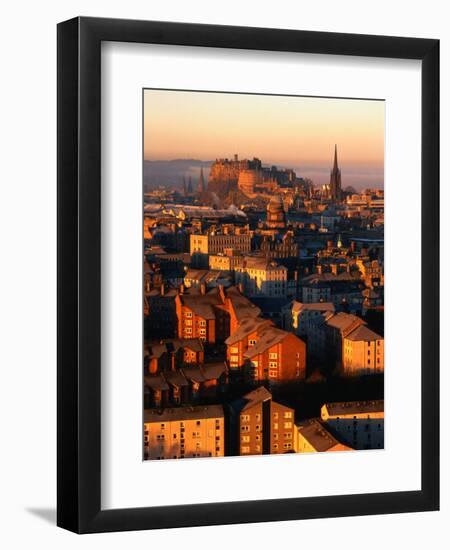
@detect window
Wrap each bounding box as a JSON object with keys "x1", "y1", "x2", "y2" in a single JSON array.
[
  {"x1": 200, "y1": 320, "x2": 206, "y2": 327},
  {"x1": 255, "y1": 414, "x2": 261, "y2": 421},
  {"x1": 230, "y1": 346, "x2": 239, "y2": 353},
  {"x1": 269, "y1": 362, "x2": 277, "y2": 368},
  {"x1": 200, "y1": 329, "x2": 206, "y2": 335},
  {"x1": 241, "y1": 435, "x2": 250, "y2": 443},
  {"x1": 241, "y1": 425, "x2": 250, "y2": 432},
  {"x1": 283, "y1": 422, "x2": 292, "y2": 429},
  {"x1": 196, "y1": 420, "x2": 201, "y2": 426},
  {"x1": 241, "y1": 446, "x2": 250, "y2": 453},
  {"x1": 160, "y1": 423, "x2": 165, "y2": 430},
  {"x1": 185, "y1": 312, "x2": 192, "y2": 318},
  {"x1": 240, "y1": 414, "x2": 250, "y2": 422},
  {"x1": 273, "y1": 423, "x2": 279, "y2": 430},
  {"x1": 273, "y1": 412, "x2": 279, "y2": 419},
  {"x1": 249, "y1": 339, "x2": 256, "y2": 346},
  {"x1": 269, "y1": 352, "x2": 278, "y2": 360},
  {"x1": 284, "y1": 411, "x2": 292, "y2": 419}
]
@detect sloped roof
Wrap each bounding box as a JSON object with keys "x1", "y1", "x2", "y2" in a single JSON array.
[
  {"x1": 322, "y1": 400, "x2": 384, "y2": 417},
  {"x1": 326, "y1": 312, "x2": 365, "y2": 332},
  {"x1": 243, "y1": 327, "x2": 289, "y2": 359},
  {"x1": 298, "y1": 418, "x2": 348, "y2": 452},
  {"x1": 241, "y1": 386, "x2": 272, "y2": 411},
  {"x1": 345, "y1": 325, "x2": 383, "y2": 342},
  {"x1": 225, "y1": 317, "x2": 273, "y2": 346}
]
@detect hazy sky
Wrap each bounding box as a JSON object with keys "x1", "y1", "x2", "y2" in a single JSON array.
[{"x1": 143, "y1": 89, "x2": 384, "y2": 189}]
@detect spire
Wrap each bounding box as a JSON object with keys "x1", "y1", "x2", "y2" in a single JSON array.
[
  {"x1": 198, "y1": 167, "x2": 206, "y2": 194},
  {"x1": 333, "y1": 144, "x2": 338, "y2": 171}
]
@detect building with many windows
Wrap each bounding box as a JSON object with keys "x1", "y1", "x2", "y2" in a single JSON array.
[
  {"x1": 144, "y1": 405, "x2": 225, "y2": 460},
  {"x1": 342, "y1": 325, "x2": 384, "y2": 375},
  {"x1": 321, "y1": 400, "x2": 384, "y2": 450},
  {"x1": 229, "y1": 387, "x2": 296, "y2": 455}
]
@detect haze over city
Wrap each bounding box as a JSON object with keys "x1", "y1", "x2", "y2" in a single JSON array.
[{"x1": 144, "y1": 89, "x2": 385, "y2": 189}]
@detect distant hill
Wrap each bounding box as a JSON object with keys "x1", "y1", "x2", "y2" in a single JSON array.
[{"x1": 143, "y1": 159, "x2": 212, "y2": 190}]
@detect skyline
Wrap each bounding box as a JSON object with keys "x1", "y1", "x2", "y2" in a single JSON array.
[{"x1": 144, "y1": 89, "x2": 385, "y2": 189}]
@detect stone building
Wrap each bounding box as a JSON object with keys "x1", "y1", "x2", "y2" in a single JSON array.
[
  {"x1": 321, "y1": 400, "x2": 384, "y2": 450},
  {"x1": 266, "y1": 194, "x2": 287, "y2": 229},
  {"x1": 144, "y1": 405, "x2": 225, "y2": 460},
  {"x1": 229, "y1": 387, "x2": 296, "y2": 455}
]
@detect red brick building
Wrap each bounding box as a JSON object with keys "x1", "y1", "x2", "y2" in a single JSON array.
[
  {"x1": 226, "y1": 319, "x2": 306, "y2": 382},
  {"x1": 175, "y1": 285, "x2": 260, "y2": 344},
  {"x1": 230, "y1": 386, "x2": 296, "y2": 455}
]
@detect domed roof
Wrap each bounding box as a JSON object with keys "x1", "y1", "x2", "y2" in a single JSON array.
[{"x1": 267, "y1": 194, "x2": 284, "y2": 213}]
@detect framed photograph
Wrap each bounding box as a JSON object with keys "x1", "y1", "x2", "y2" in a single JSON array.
[{"x1": 57, "y1": 17, "x2": 439, "y2": 533}]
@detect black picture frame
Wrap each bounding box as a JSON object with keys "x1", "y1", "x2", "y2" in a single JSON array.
[{"x1": 57, "y1": 16, "x2": 439, "y2": 533}]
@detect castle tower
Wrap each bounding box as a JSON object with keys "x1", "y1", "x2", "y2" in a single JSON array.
[{"x1": 329, "y1": 144, "x2": 342, "y2": 202}]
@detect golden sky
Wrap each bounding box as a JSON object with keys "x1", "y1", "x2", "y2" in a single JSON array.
[{"x1": 143, "y1": 89, "x2": 384, "y2": 188}]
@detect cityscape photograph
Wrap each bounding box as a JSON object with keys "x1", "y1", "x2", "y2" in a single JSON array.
[{"x1": 142, "y1": 89, "x2": 385, "y2": 461}]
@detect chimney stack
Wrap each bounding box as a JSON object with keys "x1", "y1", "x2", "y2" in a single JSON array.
[{"x1": 200, "y1": 283, "x2": 206, "y2": 295}]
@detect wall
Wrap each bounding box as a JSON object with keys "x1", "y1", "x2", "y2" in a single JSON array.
[{"x1": 0, "y1": 1, "x2": 448, "y2": 549}]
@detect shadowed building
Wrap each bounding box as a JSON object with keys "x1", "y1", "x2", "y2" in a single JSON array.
[
  {"x1": 321, "y1": 400, "x2": 384, "y2": 450},
  {"x1": 229, "y1": 387, "x2": 296, "y2": 455}
]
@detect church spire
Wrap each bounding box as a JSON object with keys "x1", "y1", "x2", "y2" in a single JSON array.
[
  {"x1": 329, "y1": 144, "x2": 342, "y2": 202},
  {"x1": 198, "y1": 166, "x2": 206, "y2": 194}
]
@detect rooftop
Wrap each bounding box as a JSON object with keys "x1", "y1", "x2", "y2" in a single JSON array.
[
  {"x1": 322, "y1": 400, "x2": 384, "y2": 417},
  {"x1": 345, "y1": 324, "x2": 383, "y2": 342},
  {"x1": 298, "y1": 418, "x2": 345, "y2": 452},
  {"x1": 144, "y1": 404, "x2": 224, "y2": 423}
]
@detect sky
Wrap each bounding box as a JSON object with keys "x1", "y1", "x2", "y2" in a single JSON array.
[{"x1": 143, "y1": 89, "x2": 384, "y2": 189}]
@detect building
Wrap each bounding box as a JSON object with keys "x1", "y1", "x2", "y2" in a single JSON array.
[
  {"x1": 329, "y1": 144, "x2": 342, "y2": 201},
  {"x1": 324, "y1": 312, "x2": 367, "y2": 370},
  {"x1": 321, "y1": 400, "x2": 384, "y2": 450},
  {"x1": 356, "y1": 258, "x2": 384, "y2": 289},
  {"x1": 227, "y1": 323, "x2": 306, "y2": 382},
  {"x1": 144, "y1": 405, "x2": 225, "y2": 460},
  {"x1": 229, "y1": 387, "x2": 296, "y2": 455},
  {"x1": 342, "y1": 324, "x2": 384, "y2": 375},
  {"x1": 183, "y1": 268, "x2": 232, "y2": 289},
  {"x1": 297, "y1": 418, "x2": 352, "y2": 452},
  {"x1": 259, "y1": 233, "x2": 299, "y2": 260},
  {"x1": 190, "y1": 232, "x2": 252, "y2": 256},
  {"x1": 144, "y1": 362, "x2": 228, "y2": 407},
  {"x1": 145, "y1": 338, "x2": 204, "y2": 374},
  {"x1": 282, "y1": 301, "x2": 335, "y2": 362},
  {"x1": 144, "y1": 286, "x2": 178, "y2": 339},
  {"x1": 225, "y1": 316, "x2": 275, "y2": 371},
  {"x1": 283, "y1": 300, "x2": 335, "y2": 335},
  {"x1": 234, "y1": 257, "x2": 288, "y2": 298},
  {"x1": 266, "y1": 194, "x2": 287, "y2": 229},
  {"x1": 175, "y1": 285, "x2": 260, "y2": 344}
]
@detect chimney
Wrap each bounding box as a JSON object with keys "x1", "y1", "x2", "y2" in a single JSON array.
[
  {"x1": 160, "y1": 283, "x2": 165, "y2": 296},
  {"x1": 200, "y1": 283, "x2": 206, "y2": 295},
  {"x1": 179, "y1": 283, "x2": 184, "y2": 294},
  {"x1": 331, "y1": 264, "x2": 338, "y2": 275},
  {"x1": 316, "y1": 265, "x2": 323, "y2": 274}
]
